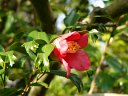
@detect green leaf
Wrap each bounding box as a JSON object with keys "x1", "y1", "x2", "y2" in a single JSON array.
[
  {"x1": 30, "y1": 82, "x2": 48, "y2": 88},
  {"x1": 0, "y1": 45, "x2": 5, "y2": 52},
  {"x1": 28, "y1": 31, "x2": 49, "y2": 43},
  {"x1": 41, "y1": 44, "x2": 54, "y2": 57},
  {"x1": 48, "y1": 34, "x2": 58, "y2": 42},
  {"x1": 0, "y1": 69, "x2": 4, "y2": 74},
  {"x1": 64, "y1": 10, "x2": 80, "y2": 26},
  {"x1": 98, "y1": 23, "x2": 107, "y2": 33},
  {"x1": 111, "y1": 26, "x2": 128, "y2": 37},
  {"x1": 89, "y1": 29, "x2": 100, "y2": 42},
  {"x1": 50, "y1": 70, "x2": 83, "y2": 92},
  {"x1": 0, "y1": 88, "x2": 20, "y2": 96},
  {"x1": 90, "y1": 33, "x2": 99, "y2": 42},
  {"x1": 6, "y1": 51, "x2": 17, "y2": 67},
  {"x1": 22, "y1": 41, "x2": 38, "y2": 60},
  {"x1": 87, "y1": 70, "x2": 94, "y2": 77},
  {"x1": 105, "y1": 55, "x2": 122, "y2": 72},
  {"x1": 0, "y1": 51, "x2": 16, "y2": 67},
  {"x1": 3, "y1": 11, "x2": 14, "y2": 33},
  {"x1": 0, "y1": 56, "x2": 4, "y2": 67},
  {"x1": 97, "y1": 71, "x2": 114, "y2": 92},
  {"x1": 34, "y1": 44, "x2": 54, "y2": 72},
  {"x1": 9, "y1": 42, "x2": 26, "y2": 54}
]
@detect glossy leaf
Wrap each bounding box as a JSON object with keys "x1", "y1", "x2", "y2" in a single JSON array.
[
  {"x1": 22, "y1": 41, "x2": 38, "y2": 60},
  {"x1": 50, "y1": 70, "x2": 83, "y2": 92},
  {"x1": 64, "y1": 10, "x2": 80, "y2": 26},
  {"x1": 34, "y1": 44, "x2": 54, "y2": 72},
  {"x1": 30, "y1": 82, "x2": 48, "y2": 88},
  {"x1": 28, "y1": 31, "x2": 49, "y2": 43},
  {"x1": 6, "y1": 51, "x2": 17, "y2": 67}
]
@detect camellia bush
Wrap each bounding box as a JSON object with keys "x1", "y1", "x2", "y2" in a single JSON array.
[{"x1": 0, "y1": 0, "x2": 128, "y2": 96}]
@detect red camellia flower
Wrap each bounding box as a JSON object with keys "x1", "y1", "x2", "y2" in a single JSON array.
[{"x1": 53, "y1": 32, "x2": 90, "y2": 77}]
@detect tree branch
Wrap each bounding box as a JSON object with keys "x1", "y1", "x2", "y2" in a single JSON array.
[
  {"x1": 83, "y1": 0, "x2": 128, "y2": 24},
  {"x1": 28, "y1": 0, "x2": 58, "y2": 96},
  {"x1": 30, "y1": 0, "x2": 55, "y2": 33}
]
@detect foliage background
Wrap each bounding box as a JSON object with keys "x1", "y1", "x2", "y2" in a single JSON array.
[{"x1": 0, "y1": 0, "x2": 128, "y2": 96}]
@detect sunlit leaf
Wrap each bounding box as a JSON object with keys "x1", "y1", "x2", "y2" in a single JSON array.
[
  {"x1": 30, "y1": 82, "x2": 48, "y2": 88},
  {"x1": 6, "y1": 51, "x2": 17, "y2": 67},
  {"x1": 28, "y1": 31, "x2": 49, "y2": 43},
  {"x1": 111, "y1": 26, "x2": 128, "y2": 37},
  {"x1": 0, "y1": 69, "x2": 4, "y2": 75},
  {"x1": 34, "y1": 44, "x2": 54, "y2": 72},
  {"x1": 22, "y1": 41, "x2": 38, "y2": 60},
  {"x1": 0, "y1": 45, "x2": 5, "y2": 52}
]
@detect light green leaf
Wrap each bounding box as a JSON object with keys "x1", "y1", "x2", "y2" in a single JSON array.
[
  {"x1": 0, "y1": 69, "x2": 4, "y2": 74},
  {"x1": 0, "y1": 56, "x2": 4, "y2": 66},
  {"x1": 111, "y1": 26, "x2": 128, "y2": 37},
  {"x1": 34, "y1": 44, "x2": 54, "y2": 72},
  {"x1": 41, "y1": 44, "x2": 54, "y2": 57},
  {"x1": 6, "y1": 51, "x2": 17, "y2": 67},
  {"x1": 30, "y1": 82, "x2": 48, "y2": 88},
  {"x1": 22, "y1": 41, "x2": 38, "y2": 60},
  {"x1": 28, "y1": 31, "x2": 49, "y2": 43}
]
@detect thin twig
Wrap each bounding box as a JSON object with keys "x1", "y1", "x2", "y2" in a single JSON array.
[{"x1": 88, "y1": 36, "x2": 113, "y2": 94}]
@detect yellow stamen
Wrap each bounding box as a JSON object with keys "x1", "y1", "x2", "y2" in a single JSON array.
[{"x1": 67, "y1": 41, "x2": 80, "y2": 53}]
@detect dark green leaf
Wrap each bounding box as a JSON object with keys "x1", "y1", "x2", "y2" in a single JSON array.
[
  {"x1": 105, "y1": 55, "x2": 122, "y2": 72},
  {"x1": 50, "y1": 70, "x2": 83, "y2": 92},
  {"x1": 97, "y1": 71, "x2": 114, "y2": 92},
  {"x1": 3, "y1": 11, "x2": 14, "y2": 33},
  {"x1": 64, "y1": 10, "x2": 80, "y2": 26},
  {"x1": 87, "y1": 70, "x2": 94, "y2": 77},
  {"x1": 30, "y1": 82, "x2": 48, "y2": 88},
  {"x1": 0, "y1": 88, "x2": 20, "y2": 96},
  {"x1": 9, "y1": 42, "x2": 26, "y2": 54},
  {"x1": 0, "y1": 45, "x2": 5, "y2": 52}
]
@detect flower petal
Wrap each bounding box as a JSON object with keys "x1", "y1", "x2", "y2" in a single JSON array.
[
  {"x1": 53, "y1": 38, "x2": 68, "y2": 57},
  {"x1": 61, "y1": 32, "x2": 80, "y2": 41},
  {"x1": 76, "y1": 34, "x2": 88, "y2": 48},
  {"x1": 63, "y1": 50, "x2": 90, "y2": 71},
  {"x1": 61, "y1": 58, "x2": 71, "y2": 77}
]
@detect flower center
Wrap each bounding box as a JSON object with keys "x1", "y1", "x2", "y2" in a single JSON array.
[{"x1": 67, "y1": 41, "x2": 80, "y2": 53}]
